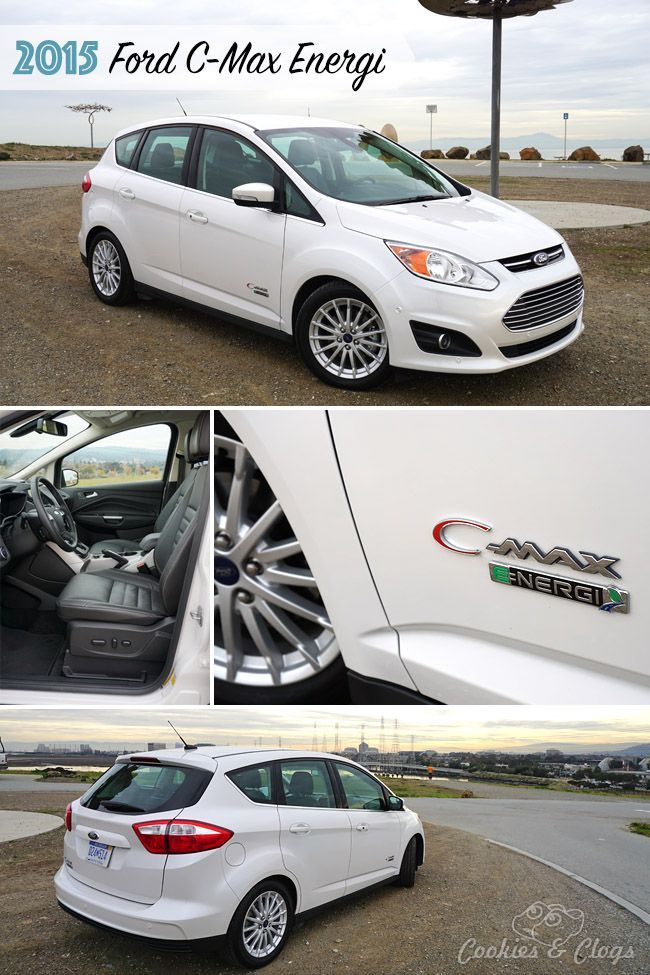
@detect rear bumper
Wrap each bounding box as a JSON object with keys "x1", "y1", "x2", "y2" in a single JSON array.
[{"x1": 55, "y1": 863, "x2": 237, "y2": 942}]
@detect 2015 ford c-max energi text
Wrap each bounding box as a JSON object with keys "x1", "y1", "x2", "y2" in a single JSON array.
[
  {"x1": 55, "y1": 746, "x2": 425, "y2": 968},
  {"x1": 79, "y1": 115, "x2": 584, "y2": 390}
]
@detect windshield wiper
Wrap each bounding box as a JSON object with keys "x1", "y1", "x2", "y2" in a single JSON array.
[
  {"x1": 378, "y1": 194, "x2": 448, "y2": 206},
  {"x1": 99, "y1": 800, "x2": 145, "y2": 812}
]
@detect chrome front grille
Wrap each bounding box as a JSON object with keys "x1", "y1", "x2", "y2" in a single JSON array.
[
  {"x1": 500, "y1": 244, "x2": 565, "y2": 272},
  {"x1": 503, "y1": 274, "x2": 584, "y2": 331}
]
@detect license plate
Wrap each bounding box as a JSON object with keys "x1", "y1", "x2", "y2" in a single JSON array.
[{"x1": 87, "y1": 841, "x2": 113, "y2": 868}]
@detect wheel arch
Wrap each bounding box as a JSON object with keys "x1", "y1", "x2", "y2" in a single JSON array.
[
  {"x1": 414, "y1": 831, "x2": 425, "y2": 867},
  {"x1": 291, "y1": 275, "x2": 374, "y2": 336}
]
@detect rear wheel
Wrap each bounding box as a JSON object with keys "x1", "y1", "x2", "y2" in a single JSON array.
[
  {"x1": 88, "y1": 230, "x2": 135, "y2": 305},
  {"x1": 394, "y1": 837, "x2": 417, "y2": 888},
  {"x1": 225, "y1": 880, "x2": 294, "y2": 969},
  {"x1": 296, "y1": 282, "x2": 391, "y2": 390}
]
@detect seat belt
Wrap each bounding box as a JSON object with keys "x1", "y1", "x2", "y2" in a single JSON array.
[{"x1": 162, "y1": 452, "x2": 185, "y2": 508}]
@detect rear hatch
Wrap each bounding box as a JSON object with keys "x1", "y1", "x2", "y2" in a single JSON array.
[{"x1": 66, "y1": 754, "x2": 215, "y2": 904}]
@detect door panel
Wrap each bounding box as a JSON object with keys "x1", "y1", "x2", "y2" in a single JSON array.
[
  {"x1": 329, "y1": 409, "x2": 649, "y2": 687},
  {"x1": 64, "y1": 482, "x2": 163, "y2": 546},
  {"x1": 333, "y1": 763, "x2": 400, "y2": 892}
]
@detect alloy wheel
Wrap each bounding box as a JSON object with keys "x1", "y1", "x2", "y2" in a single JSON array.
[
  {"x1": 214, "y1": 435, "x2": 339, "y2": 686},
  {"x1": 308, "y1": 297, "x2": 387, "y2": 380},
  {"x1": 242, "y1": 890, "x2": 288, "y2": 959},
  {"x1": 91, "y1": 239, "x2": 122, "y2": 296}
]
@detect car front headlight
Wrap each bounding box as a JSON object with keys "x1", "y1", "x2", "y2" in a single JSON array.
[{"x1": 386, "y1": 241, "x2": 499, "y2": 291}]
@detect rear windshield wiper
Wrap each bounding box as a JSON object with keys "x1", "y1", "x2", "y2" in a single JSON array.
[{"x1": 99, "y1": 800, "x2": 145, "y2": 813}]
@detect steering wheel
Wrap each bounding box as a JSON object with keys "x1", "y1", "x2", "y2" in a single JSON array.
[{"x1": 30, "y1": 476, "x2": 78, "y2": 552}]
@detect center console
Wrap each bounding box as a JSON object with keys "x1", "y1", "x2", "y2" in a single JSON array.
[{"x1": 80, "y1": 548, "x2": 156, "y2": 574}]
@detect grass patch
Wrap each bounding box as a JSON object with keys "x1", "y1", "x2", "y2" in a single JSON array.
[
  {"x1": 629, "y1": 821, "x2": 650, "y2": 837},
  {"x1": 379, "y1": 777, "x2": 471, "y2": 799}
]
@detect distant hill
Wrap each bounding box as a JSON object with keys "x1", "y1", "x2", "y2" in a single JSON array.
[
  {"x1": 615, "y1": 743, "x2": 650, "y2": 758},
  {"x1": 486, "y1": 741, "x2": 650, "y2": 755},
  {"x1": 0, "y1": 444, "x2": 167, "y2": 473}
]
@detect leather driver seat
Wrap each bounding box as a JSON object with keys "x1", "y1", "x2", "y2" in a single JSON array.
[{"x1": 57, "y1": 413, "x2": 209, "y2": 628}]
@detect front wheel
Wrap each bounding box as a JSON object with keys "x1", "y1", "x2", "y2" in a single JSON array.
[
  {"x1": 87, "y1": 230, "x2": 135, "y2": 306},
  {"x1": 225, "y1": 880, "x2": 294, "y2": 969},
  {"x1": 296, "y1": 282, "x2": 391, "y2": 390}
]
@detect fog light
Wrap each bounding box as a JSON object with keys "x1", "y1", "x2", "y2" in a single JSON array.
[{"x1": 438, "y1": 333, "x2": 451, "y2": 351}]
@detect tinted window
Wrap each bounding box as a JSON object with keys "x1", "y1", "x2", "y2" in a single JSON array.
[
  {"x1": 335, "y1": 763, "x2": 386, "y2": 810},
  {"x1": 285, "y1": 181, "x2": 321, "y2": 221},
  {"x1": 279, "y1": 759, "x2": 336, "y2": 808},
  {"x1": 228, "y1": 763, "x2": 274, "y2": 804},
  {"x1": 115, "y1": 131, "x2": 142, "y2": 168},
  {"x1": 62, "y1": 423, "x2": 172, "y2": 487},
  {"x1": 82, "y1": 762, "x2": 211, "y2": 814},
  {"x1": 136, "y1": 126, "x2": 192, "y2": 184},
  {"x1": 197, "y1": 129, "x2": 276, "y2": 199}
]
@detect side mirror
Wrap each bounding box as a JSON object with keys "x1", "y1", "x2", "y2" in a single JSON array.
[
  {"x1": 387, "y1": 795, "x2": 404, "y2": 811},
  {"x1": 62, "y1": 468, "x2": 79, "y2": 487},
  {"x1": 37, "y1": 417, "x2": 68, "y2": 437},
  {"x1": 232, "y1": 182, "x2": 275, "y2": 208}
]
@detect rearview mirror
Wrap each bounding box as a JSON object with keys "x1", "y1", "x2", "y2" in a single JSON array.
[
  {"x1": 232, "y1": 182, "x2": 275, "y2": 208},
  {"x1": 62, "y1": 468, "x2": 79, "y2": 487},
  {"x1": 387, "y1": 795, "x2": 404, "y2": 811},
  {"x1": 37, "y1": 417, "x2": 68, "y2": 437}
]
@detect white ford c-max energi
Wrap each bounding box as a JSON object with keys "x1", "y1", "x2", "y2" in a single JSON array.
[
  {"x1": 55, "y1": 746, "x2": 424, "y2": 968},
  {"x1": 79, "y1": 114, "x2": 584, "y2": 391}
]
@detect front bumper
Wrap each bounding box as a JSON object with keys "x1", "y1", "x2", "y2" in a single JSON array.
[
  {"x1": 375, "y1": 255, "x2": 584, "y2": 373},
  {"x1": 54, "y1": 863, "x2": 238, "y2": 942}
]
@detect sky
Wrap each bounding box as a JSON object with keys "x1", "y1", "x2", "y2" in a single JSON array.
[
  {"x1": 0, "y1": 0, "x2": 648, "y2": 147},
  {"x1": 2, "y1": 706, "x2": 649, "y2": 753}
]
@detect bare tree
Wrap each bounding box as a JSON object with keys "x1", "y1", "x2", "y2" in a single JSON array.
[{"x1": 65, "y1": 103, "x2": 112, "y2": 149}]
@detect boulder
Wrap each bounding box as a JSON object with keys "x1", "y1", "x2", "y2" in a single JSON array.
[
  {"x1": 421, "y1": 148, "x2": 445, "y2": 159},
  {"x1": 499, "y1": 151, "x2": 510, "y2": 160},
  {"x1": 520, "y1": 146, "x2": 542, "y2": 161},
  {"x1": 623, "y1": 144, "x2": 644, "y2": 162},
  {"x1": 475, "y1": 145, "x2": 491, "y2": 160},
  {"x1": 446, "y1": 145, "x2": 469, "y2": 159},
  {"x1": 0, "y1": 150, "x2": 10, "y2": 161},
  {"x1": 381, "y1": 123, "x2": 398, "y2": 143},
  {"x1": 568, "y1": 146, "x2": 600, "y2": 162},
  {"x1": 469, "y1": 153, "x2": 477, "y2": 160}
]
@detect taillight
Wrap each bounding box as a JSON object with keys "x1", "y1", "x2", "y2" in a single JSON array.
[
  {"x1": 65, "y1": 804, "x2": 72, "y2": 831},
  {"x1": 81, "y1": 172, "x2": 92, "y2": 193},
  {"x1": 133, "y1": 819, "x2": 233, "y2": 855}
]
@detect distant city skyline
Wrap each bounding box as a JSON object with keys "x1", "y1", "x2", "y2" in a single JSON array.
[{"x1": 2, "y1": 706, "x2": 649, "y2": 754}]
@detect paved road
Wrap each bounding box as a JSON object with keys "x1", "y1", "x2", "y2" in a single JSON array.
[
  {"x1": 411, "y1": 796, "x2": 650, "y2": 920},
  {"x1": 0, "y1": 775, "x2": 86, "y2": 794},
  {"x1": 435, "y1": 159, "x2": 650, "y2": 182},
  {"x1": 1, "y1": 158, "x2": 649, "y2": 191},
  {"x1": 0, "y1": 809, "x2": 63, "y2": 841}
]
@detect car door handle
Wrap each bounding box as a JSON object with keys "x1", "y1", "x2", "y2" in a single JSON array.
[
  {"x1": 187, "y1": 210, "x2": 208, "y2": 224},
  {"x1": 356, "y1": 823, "x2": 369, "y2": 831},
  {"x1": 119, "y1": 188, "x2": 135, "y2": 200},
  {"x1": 102, "y1": 515, "x2": 123, "y2": 523},
  {"x1": 84, "y1": 491, "x2": 98, "y2": 498},
  {"x1": 289, "y1": 823, "x2": 311, "y2": 834}
]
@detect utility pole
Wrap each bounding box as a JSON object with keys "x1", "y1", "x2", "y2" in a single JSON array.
[
  {"x1": 563, "y1": 112, "x2": 569, "y2": 160},
  {"x1": 426, "y1": 103, "x2": 437, "y2": 151},
  {"x1": 490, "y1": 7, "x2": 502, "y2": 198}
]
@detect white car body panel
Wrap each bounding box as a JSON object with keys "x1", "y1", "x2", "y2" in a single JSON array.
[{"x1": 223, "y1": 408, "x2": 649, "y2": 704}]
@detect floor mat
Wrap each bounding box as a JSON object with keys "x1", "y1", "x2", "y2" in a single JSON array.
[{"x1": 0, "y1": 626, "x2": 65, "y2": 679}]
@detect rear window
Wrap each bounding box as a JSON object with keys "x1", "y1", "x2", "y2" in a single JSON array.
[
  {"x1": 227, "y1": 763, "x2": 274, "y2": 804},
  {"x1": 115, "y1": 131, "x2": 142, "y2": 168},
  {"x1": 81, "y1": 761, "x2": 212, "y2": 815}
]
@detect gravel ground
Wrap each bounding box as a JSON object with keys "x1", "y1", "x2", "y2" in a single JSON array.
[
  {"x1": 0, "y1": 178, "x2": 648, "y2": 406},
  {"x1": 1, "y1": 790, "x2": 649, "y2": 975}
]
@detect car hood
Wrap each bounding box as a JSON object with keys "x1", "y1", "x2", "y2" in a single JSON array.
[{"x1": 335, "y1": 190, "x2": 562, "y2": 264}]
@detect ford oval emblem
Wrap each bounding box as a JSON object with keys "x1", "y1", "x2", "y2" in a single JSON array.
[
  {"x1": 533, "y1": 252, "x2": 549, "y2": 266},
  {"x1": 88, "y1": 831, "x2": 98, "y2": 840}
]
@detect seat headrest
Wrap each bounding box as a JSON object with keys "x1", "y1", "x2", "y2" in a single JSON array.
[
  {"x1": 188, "y1": 411, "x2": 210, "y2": 462},
  {"x1": 288, "y1": 139, "x2": 317, "y2": 166},
  {"x1": 289, "y1": 770, "x2": 313, "y2": 796},
  {"x1": 150, "y1": 142, "x2": 175, "y2": 169},
  {"x1": 238, "y1": 768, "x2": 262, "y2": 790}
]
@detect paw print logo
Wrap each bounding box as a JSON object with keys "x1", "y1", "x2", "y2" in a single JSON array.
[{"x1": 512, "y1": 902, "x2": 584, "y2": 947}]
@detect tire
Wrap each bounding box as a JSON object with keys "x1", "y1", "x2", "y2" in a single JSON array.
[
  {"x1": 393, "y1": 836, "x2": 417, "y2": 888},
  {"x1": 214, "y1": 653, "x2": 348, "y2": 704},
  {"x1": 296, "y1": 282, "x2": 392, "y2": 390},
  {"x1": 87, "y1": 230, "x2": 136, "y2": 306},
  {"x1": 225, "y1": 880, "x2": 294, "y2": 969}
]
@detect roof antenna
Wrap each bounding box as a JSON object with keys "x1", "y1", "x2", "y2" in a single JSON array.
[
  {"x1": 176, "y1": 97, "x2": 188, "y2": 117},
  {"x1": 168, "y1": 720, "x2": 197, "y2": 750}
]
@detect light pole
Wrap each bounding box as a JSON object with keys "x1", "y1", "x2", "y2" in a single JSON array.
[
  {"x1": 426, "y1": 103, "x2": 438, "y2": 151},
  {"x1": 563, "y1": 111, "x2": 569, "y2": 160},
  {"x1": 417, "y1": 0, "x2": 575, "y2": 198}
]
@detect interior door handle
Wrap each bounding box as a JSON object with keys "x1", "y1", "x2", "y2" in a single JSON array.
[
  {"x1": 84, "y1": 491, "x2": 98, "y2": 498},
  {"x1": 119, "y1": 188, "x2": 135, "y2": 200},
  {"x1": 356, "y1": 823, "x2": 368, "y2": 831},
  {"x1": 289, "y1": 823, "x2": 311, "y2": 834},
  {"x1": 102, "y1": 515, "x2": 123, "y2": 523},
  {"x1": 187, "y1": 210, "x2": 208, "y2": 224}
]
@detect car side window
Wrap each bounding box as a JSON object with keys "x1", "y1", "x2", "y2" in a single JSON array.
[
  {"x1": 278, "y1": 759, "x2": 336, "y2": 808},
  {"x1": 228, "y1": 763, "x2": 274, "y2": 804},
  {"x1": 335, "y1": 763, "x2": 386, "y2": 811},
  {"x1": 136, "y1": 126, "x2": 193, "y2": 184},
  {"x1": 285, "y1": 181, "x2": 322, "y2": 222},
  {"x1": 60, "y1": 423, "x2": 172, "y2": 487},
  {"x1": 115, "y1": 131, "x2": 142, "y2": 168},
  {"x1": 196, "y1": 129, "x2": 276, "y2": 199}
]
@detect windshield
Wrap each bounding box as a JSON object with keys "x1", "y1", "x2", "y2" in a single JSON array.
[
  {"x1": 260, "y1": 126, "x2": 460, "y2": 206},
  {"x1": 0, "y1": 412, "x2": 89, "y2": 478}
]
